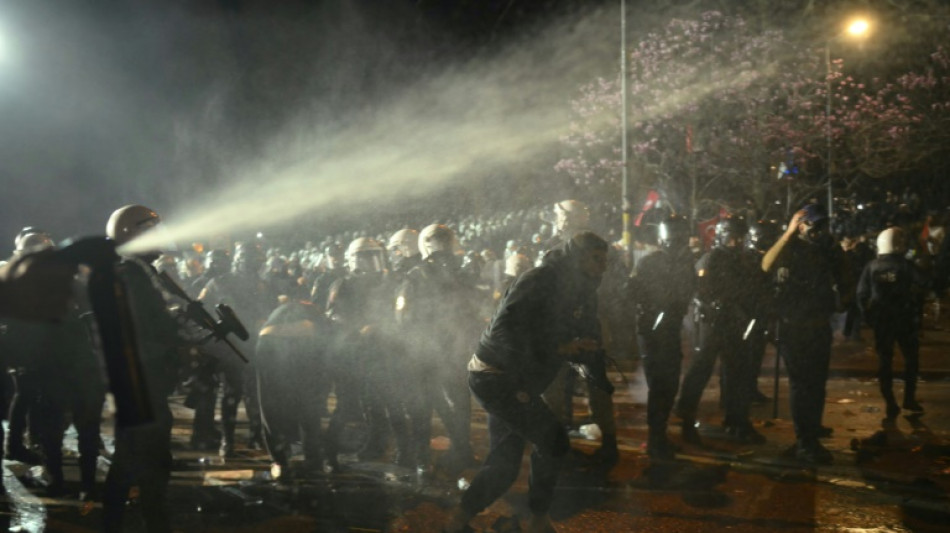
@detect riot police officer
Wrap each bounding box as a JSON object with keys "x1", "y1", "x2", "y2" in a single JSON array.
[
  {"x1": 857, "y1": 227, "x2": 926, "y2": 418},
  {"x1": 7, "y1": 231, "x2": 106, "y2": 499},
  {"x1": 396, "y1": 224, "x2": 480, "y2": 472},
  {"x1": 3, "y1": 229, "x2": 55, "y2": 465},
  {"x1": 200, "y1": 242, "x2": 276, "y2": 457},
  {"x1": 629, "y1": 215, "x2": 696, "y2": 459},
  {"x1": 311, "y1": 243, "x2": 346, "y2": 312},
  {"x1": 102, "y1": 204, "x2": 183, "y2": 533},
  {"x1": 185, "y1": 249, "x2": 230, "y2": 450},
  {"x1": 387, "y1": 228, "x2": 421, "y2": 280},
  {"x1": 675, "y1": 216, "x2": 764, "y2": 445},
  {"x1": 762, "y1": 205, "x2": 853, "y2": 464},
  {"x1": 257, "y1": 299, "x2": 333, "y2": 479},
  {"x1": 325, "y1": 237, "x2": 407, "y2": 469},
  {"x1": 190, "y1": 249, "x2": 230, "y2": 295}
]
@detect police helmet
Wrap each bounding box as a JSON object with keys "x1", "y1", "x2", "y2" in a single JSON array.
[
  {"x1": 387, "y1": 228, "x2": 420, "y2": 266},
  {"x1": 14, "y1": 226, "x2": 50, "y2": 251},
  {"x1": 204, "y1": 249, "x2": 231, "y2": 276},
  {"x1": 876, "y1": 227, "x2": 905, "y2": 255},
  {"x1": 714, "y1": 216, "x2": 748, "y2": 248},
  {"x1": 232, "y1": 242, "x2": 265, "y2": 275},
  {"x1": 418, "y1": 224, "x2": 458, "y2": 261},
  {"x1": 554, "y1": 200, "x2": 590, "y2": 235},
  {"x1": 106, "y1": 204, "x2": 161, "y2": 246},
  {"x1": 346, "y1": 237, "x2": 385, "y2": 274},
  {"x1": 746, "y1": 219, "x2": 780, "y2": 252},
  {"x1": 657, "y1": 215, "x2": 690, "y2": 250},
  {"x1": 505, "y1": 253, "x2": 532, "y2": 278},
  {"x1": 14, "y1": 229, "x2": 54, "y2": 255},
  {"x1": 323, "y1": 243, "x2": 345, "y2": 270}
]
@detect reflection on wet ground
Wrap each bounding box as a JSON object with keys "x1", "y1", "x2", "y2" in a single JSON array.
[{"x1": 5, "y1": 348, "x2": 950, "y2": 531}]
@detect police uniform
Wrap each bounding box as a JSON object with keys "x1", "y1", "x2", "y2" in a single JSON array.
[
  {"x1": 768, "y1": 222, "x2": 851, "y2": 464},
  {"x1": 256, "y1": 301, "x2": 332, "y2": 475},
  {"x1": 201, "y1": 267, "x2": 277, "y2": 455},
  {"x1": 857, "y1": 237, "x2": 925, "y2": 417},
  {"x1": 103, "y1": 258, "x2": 183, "y2": 533},
  {"x1": 675, "y1": 242, "x2": 762, "y2": 443},
  {"x1": 396, "y1": 255, "x2": 481, "y2": 471},
  {"x1": 629, "y1": 244, "x2": 695, "y2": 457},
  {"x1": 325, "y1": 269, "x2": 406, "y2": 467}
]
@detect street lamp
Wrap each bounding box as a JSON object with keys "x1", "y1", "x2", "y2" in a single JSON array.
[
  {"x1": 620, "y1": 0, "x2": 632, "y2": 267},
  {"x1": 825, "y1": 17, "x2": 871, "y2": 217}
]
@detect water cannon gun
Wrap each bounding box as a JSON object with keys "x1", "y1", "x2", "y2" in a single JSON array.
[
  {"x1": 153, "y1": 270, "x2": 250, "y2": 363},
  {"x1": 55, "y1": 237, "x2": 154, "y2": 429}
]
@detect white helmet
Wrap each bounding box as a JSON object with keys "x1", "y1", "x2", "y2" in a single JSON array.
[
  {"x1": 14, "y1": 228, "x2": 54, "y2": 255},
  {"x1": 387, "y1": 228, "x2": 420, "y2": 259},
  {"x1": 504, "y1": 253, "x2": 532, "y2": 278},
  {"x1": 345, "y1": 237, "x2": 385, "y2": 274},
  {"x1": 876, "y1": 227, "x2": 905, "y2": 256},
  {"x1": 418, "y1": 224, "x2": 458, "y2": 260},
  {"x1": 106, "y1": 204, "x2": 161, "y2": 246},
  {"x1": 554, "y1": 200, "x2": 590, "y2": 234}
]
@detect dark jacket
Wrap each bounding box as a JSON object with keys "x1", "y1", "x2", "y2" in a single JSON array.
[
  {"x1": 772, "y1": 237, "x2": 852, "y2": 323},
  {"x1": 856, "y1": 253, "x2": 924, "y2": 327},
  {"x1": 474, "y1": 247, "x2": 601, "y2": 395},
  {"x1": 628, "y1": 247, "x2": 696, "y2": 333},
  {"x1": 694, "y1": 246, "x2": 760, "y2": 330}
]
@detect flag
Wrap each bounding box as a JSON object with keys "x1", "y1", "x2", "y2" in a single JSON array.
[
  {"x1": 634, "y1": 190, "x2": 660, "y2": 227},
  {"x1": 696, "y1": 207, "x2": 729, "y2": 250}
]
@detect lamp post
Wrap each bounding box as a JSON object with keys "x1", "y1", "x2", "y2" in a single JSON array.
[
  {"x1": 825, "y1": 18, "x2": 871, "y2": 218},
  {"x1": 620, "y1": 0, "x2": 632, "y2": 268}
]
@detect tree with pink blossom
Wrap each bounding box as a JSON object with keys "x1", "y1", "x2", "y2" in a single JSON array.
[{"x1": 556, "y1": 11, "x2": 944, "y2": 220}]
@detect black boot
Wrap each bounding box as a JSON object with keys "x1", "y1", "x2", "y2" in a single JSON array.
[
  {"x1": 681, "y1": 418, "x2": 702, "y2": 445},
  {"x1": 591, "y1": 433, "x2": 619, "y2": 468}
]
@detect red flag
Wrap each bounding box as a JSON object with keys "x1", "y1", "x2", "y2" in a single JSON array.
[
  {"x1": 634, "y1": 190, "x2": 660, "y2": 226},
  {"x1": 920, "y1": 218, "x2": 931, "y2": 252},
  {"x1": 696, "y1": 208, "x2": 728, "y2": 250}
]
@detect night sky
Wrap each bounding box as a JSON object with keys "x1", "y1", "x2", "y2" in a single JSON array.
[
  {"x1": 0, "y1": 0, "x2": 944, "y2": 251},
  {"x1": 0, "y1": 0, "x2": 615, "y2": 248}
]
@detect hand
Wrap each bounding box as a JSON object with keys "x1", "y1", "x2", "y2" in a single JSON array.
[
  {"x1": 0, "y1": 249, "x2": 77, "y2": 321},
  {"x1": 557, "y1": 337, "x2": 600, "y2": 358},
  {"x1": 785, "y1": 209, "x2": 807, "y2": 238}
]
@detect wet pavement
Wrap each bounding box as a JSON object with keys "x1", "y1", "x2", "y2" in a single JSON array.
[{"x1": 5, "y1": 308, "x2": 950, "y2": 532}]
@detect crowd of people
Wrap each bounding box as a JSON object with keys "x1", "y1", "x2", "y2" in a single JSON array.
[{"x1": 0, "y1": 191, "x2": 943, "y2": 533}]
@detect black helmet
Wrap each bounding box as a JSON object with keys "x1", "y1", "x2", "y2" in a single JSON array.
[
  {"x1": 746, "y1": 220, "x2": 780, "y2": 252},
  {"x1": 323, "y1": 243, "x2": 345, "y2": 270},
  {"x1": 714, "y1": 216, "x2": 748, "y2": 248},
  {"x1": 204, "y1": 249, "x2": 231, "y2": 276},
  {"x1": 657, "y1": 215, "x2": 690, "y2": 250},
  {"x1": 232, "y1": 242, "x2": 265, "y2": 275}
]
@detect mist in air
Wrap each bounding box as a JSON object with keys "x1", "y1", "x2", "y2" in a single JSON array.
[
  {"x1": 127, "y1": 7, "x2": 616, "y2": 253},
  {"x1": 126, "y1": 6, "x2": 783, "y2": 254},
  {"x1": 0, "y1": 1, "x2": 787, "y2": 252}
]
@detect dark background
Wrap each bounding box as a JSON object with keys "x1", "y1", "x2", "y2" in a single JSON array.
[{"x1": 0, "y1": 0, "x2": 945, "y2": 250}]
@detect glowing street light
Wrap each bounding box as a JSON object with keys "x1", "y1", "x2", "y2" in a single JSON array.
[
  {"x1": 825, "y1": 16, "x2": 872, "y2": 217},
  {"x1": 847, "y1": 19, "x2": 871, "y2": 37}
]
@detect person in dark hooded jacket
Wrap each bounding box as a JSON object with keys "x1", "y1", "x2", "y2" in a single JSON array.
[{"x1": 444, "y1": 231, "x2": 608, "y2": 533}]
